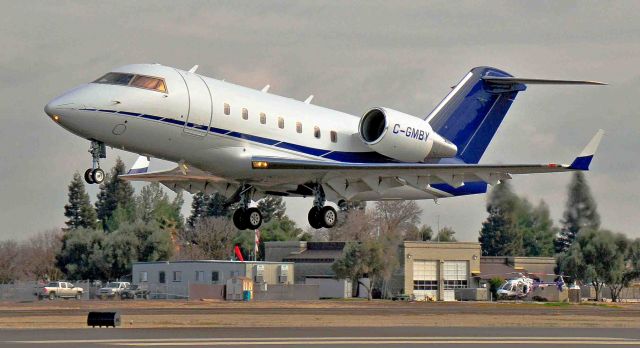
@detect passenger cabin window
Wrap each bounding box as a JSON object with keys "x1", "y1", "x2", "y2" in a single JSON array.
[
  {"x1": 224, "y1": 103, "x2": 230, "y2": 115},
  {"x1": 242, "y1": 108, "x2": 248, "y2": 120},
  {"x1": 260, "y1": 113, "x2": 266, "y2": 124},
  {"x1": 314, "y1": 126, "x2": 321, "y2": 139},
  {"x1": 130, "y1": 75, "x2": 167, "y2": 93},
  {"x1": 296, "y1": 122, "x2": 302, "y2": 133},
  {"x1": 278, "y1": 117, "x2": 284, "y2": 129},
  {"x1": 159, "y1": 271, "x2": 166, "y2": 284},
  {"x1": 94, "y1": 72, "x2": 134, "y2": 86},
  {"x1": 212, "y1": 271, "x2": 220, "y2": 283},
  {"x1": 330, "y1": 130, "x2": 338, "y2": 143}
]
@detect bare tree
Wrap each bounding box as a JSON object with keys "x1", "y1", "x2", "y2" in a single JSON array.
[
  {"x1": 21, "y1": 230, "x2": 63, "y2": 281},
  {"x1": 0, "y1": 240, "x2": 20, "y2": 283},
  {"x1": 373, "y1": 201, "x2": 422, "y2": 241},
  {"x1": 174, "y1": 217, "x2": 237, "y2": 260},
  {"x1": 328, "y1": 209, "x2": 376, "y2": 242}
]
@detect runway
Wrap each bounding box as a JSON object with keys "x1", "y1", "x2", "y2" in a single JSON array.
[{"x1": 2, "y1": 326, "x2": 640, "y2": 347}]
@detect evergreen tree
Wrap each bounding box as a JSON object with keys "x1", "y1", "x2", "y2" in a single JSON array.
[
  {"x1": 257, "y1": 196, "x2": 286, "y2": 223},
  {"x1": 521, "y1": 200, "x2": 556, "y2": 257},
  {"x1": 434, "y1": 226, "x2": 457, "y2": 242},
  {"x1": 95, "y1": 158, "x2": 136, "y2": 231},
  {"x1": 206, "y1": 193, "x2": 229, "y2": 218},
  {"x1": 478, "y1": 182, "x2": 523, "y2": 256},
  {"x1": 556, "y1": 172, "x2": 601, "y2": 253},
  {"x1": 187, "y1": 192, "x2": 209, "y2": 227},
  {"x1": 136, "y1": 182, "x2": 184, "y2": 230},
  {"x1": 64, "y1": 172, "x2": 97, "y2": 229}
]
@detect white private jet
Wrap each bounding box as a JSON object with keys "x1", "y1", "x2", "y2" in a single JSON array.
[{"x1": 44, "y1": 64, "x2": 605, "y2": 230}]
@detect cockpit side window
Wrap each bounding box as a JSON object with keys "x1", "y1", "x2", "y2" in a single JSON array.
[
  {"x1": 94, "y1": 72, "x2": 134, "y2": 86},
  {"x1": 131, "y1": 75, "x2": 167, "y2": 93}
]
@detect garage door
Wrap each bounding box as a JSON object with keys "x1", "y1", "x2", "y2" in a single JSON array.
[
  {"x1": 412, "y1": 260, "x2": 437, "y2": 300},
  {"x1": 443, "y1": 261, "x2": 468, "y2": 289}
]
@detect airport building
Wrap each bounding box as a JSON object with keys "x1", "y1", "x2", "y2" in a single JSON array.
[
  {"x1": 265, "y1": 241, "x2": 483, "y2": 301},
  {"x1": 132, "y1": 260, "x2": 295, "y2": 298}
]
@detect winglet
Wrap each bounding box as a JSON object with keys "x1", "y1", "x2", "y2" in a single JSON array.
[
  {"x1": 128, "y1": 156, "x2": 150, "y2": 174},
  {"x1": 188, "y1": 65, "x2": 199, "y2": 73},
  {"x1": 569, "y1": 129, "x2": 604, "y2": 170}
]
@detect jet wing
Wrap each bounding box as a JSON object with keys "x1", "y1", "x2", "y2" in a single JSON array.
[
  {"x1": 120, "y1": 163, "x2": 239, "y2": 196},
  {"x1": 250, "y1": 130, "x2": 604, "y2": 197}
]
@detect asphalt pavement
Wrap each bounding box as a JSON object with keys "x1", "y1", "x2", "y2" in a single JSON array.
[{"x1": 2, "y1": 326, "x2": 640, "y2": 347}]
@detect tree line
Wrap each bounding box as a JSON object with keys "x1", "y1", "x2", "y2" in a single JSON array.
[{"x1": 477, "y1": 172, "x2": 640, "y2": 301}]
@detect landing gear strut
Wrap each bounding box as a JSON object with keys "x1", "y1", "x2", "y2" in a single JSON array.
[
  {"x1": 232, "y1": 185, "x2": 263, "y2": 230},
  {"x1": 84, "y1": 140, "x2": 106, "y2": 185},
  {"x1": 307, "y1": 185, "x2": 338, "y2": 229}
]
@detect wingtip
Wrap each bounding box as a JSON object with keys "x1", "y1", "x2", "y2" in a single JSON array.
[{"x1": 570, "y1": 130, "x2": 604, "y2": 170}]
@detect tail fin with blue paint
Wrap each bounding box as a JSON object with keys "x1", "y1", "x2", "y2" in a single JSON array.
[{"x1": 426, "y1": 66, "x2": 606, "y2": 164}]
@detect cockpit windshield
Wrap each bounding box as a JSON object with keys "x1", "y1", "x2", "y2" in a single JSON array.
[
  {"x1": 93, "y1": 72, "x2": 167, "y2": 93},
  {"x1": 94, "y1": 72, "x2": 134, "y2": 86}
]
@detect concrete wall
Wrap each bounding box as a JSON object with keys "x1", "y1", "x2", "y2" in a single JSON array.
[
  {"x1": 305, "y1": 278, "x2": 351, "y2": 298},
  {"x1": 402, "y1": 242, "x2": 481, "y2": 301},
  {"x1": 253, "y1": 284, "x2": 319, "y2": 300}
]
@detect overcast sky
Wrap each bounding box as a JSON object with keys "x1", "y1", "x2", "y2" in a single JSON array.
[{"x1": 1, "y1": 1, "x2": 639, "y2": 241}]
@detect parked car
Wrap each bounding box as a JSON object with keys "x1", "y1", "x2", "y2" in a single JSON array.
[
  {"x1": 98, "y1": 282, "x2": 130, "y2": 299},
  {"x1": 36, "y1": 281, "x2": 84, "y2": 300},
  {"x1": 120, "y1": 284, "x2": 150, "y2": 300}
]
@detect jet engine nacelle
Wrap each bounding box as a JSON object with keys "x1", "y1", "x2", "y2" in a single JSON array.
[{"x1": 358, "y1": 107, "x2": 458, "y2": 162}]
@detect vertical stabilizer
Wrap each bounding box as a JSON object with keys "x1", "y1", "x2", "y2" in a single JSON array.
[{"x1": 426, "y1": 67, "x2": 523, "y2": 164}]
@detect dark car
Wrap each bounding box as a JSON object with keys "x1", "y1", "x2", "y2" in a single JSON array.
[{"x1": 120, "y1": 284, "x2": 150, "y2": 300}]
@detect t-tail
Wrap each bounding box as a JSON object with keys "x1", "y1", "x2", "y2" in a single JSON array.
[{"x1": 426, "y1": 66, "x2": 606, "y2": 164}]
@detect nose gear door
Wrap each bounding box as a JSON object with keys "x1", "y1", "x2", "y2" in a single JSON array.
[{"x1": 177, "y1": 70, "x2": 213, "y2": 136}]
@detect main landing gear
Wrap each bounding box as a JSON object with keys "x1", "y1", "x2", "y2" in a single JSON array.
[
  {"x1": 307, "y1": 186, "x2": 338, "y2": 229},
  {"x1": 232, "y1": 185, "x2": 263, "y2": 230},
  {"x1": 84, "y1": 140, "x2": 106, "y2": 185}
]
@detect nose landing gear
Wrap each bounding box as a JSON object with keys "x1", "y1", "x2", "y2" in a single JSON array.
[
  {"x1": 307, "y1": 185, "x2": 338, "y2": 229},
  {"x1": 84, "y1": 141, "x2": 106, "y2": 185}
]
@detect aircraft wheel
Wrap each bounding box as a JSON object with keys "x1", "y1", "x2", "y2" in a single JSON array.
[
  {"x1": 91, "y1": 168, "x2": 105, "y2": 184},
  {"x1": 84, "y1": 169, "x2": 95, "y2": 184},
  {"x1": 245, "y1": 207, "x2": 262, "y2": 230},
  {"x1": 233, "y1": 208, "x2": 247, "y2": 230},
  {"x1": 320, "y1": 206, "x2": 338, "y2": 228},
  {"x1": 308, "y1": 207, "x2": 322, "y2": 229}
]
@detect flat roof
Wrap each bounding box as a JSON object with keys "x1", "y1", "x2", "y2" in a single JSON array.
[{"x1": 133, "y1": 260, "x2": 294, "y2": 265}]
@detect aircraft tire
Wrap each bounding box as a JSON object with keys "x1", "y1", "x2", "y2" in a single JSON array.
[
  {"x1": 320, "y1": 206, "x2": 338, "y2": 228},
  {"x1": 91, "y1": 168, "x2": 105, "y2": 184},
  {"x1": 245, "y1": 207, "x2": 262, "y2": 230},
  {"x1": 308, "y1": 207, "x2": 322, "y2": 229},
  {"x1": 233, "y1": 209, "x2": 247, "y2": 230},
  {"x1": 84, "y1": 169, "x2": 95, "y2": 184}
]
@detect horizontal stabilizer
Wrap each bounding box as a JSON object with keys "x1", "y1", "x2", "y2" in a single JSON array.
[
  {"x1": 127, "y1": 156, "x2": 150, "y2": 174},
  {"x1": 482, "y1": 76, "x2": 607, "y2": 86}
]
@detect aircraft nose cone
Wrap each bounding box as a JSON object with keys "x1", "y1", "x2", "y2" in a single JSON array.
[{"x1": 44, "y1": 100, "x2": 56, "y2": 117}]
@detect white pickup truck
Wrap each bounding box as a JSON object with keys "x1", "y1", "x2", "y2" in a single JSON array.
[
  {"x1": 99, "y1": 282, "x2": 131, "y2": 299},
  {"x1": 36, "y1": 281, "x2": 84, "y2": 300}
]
